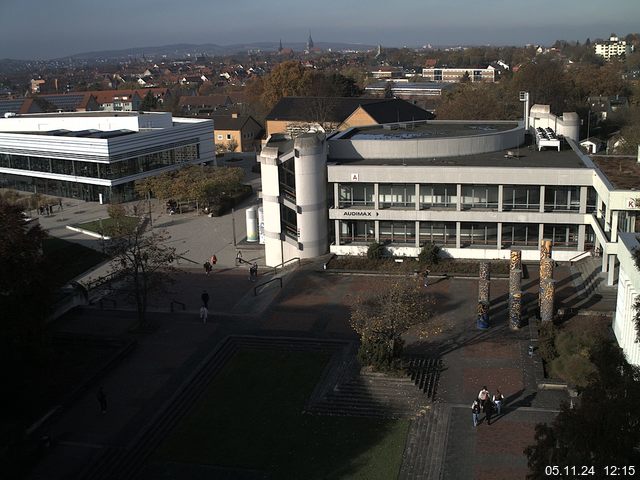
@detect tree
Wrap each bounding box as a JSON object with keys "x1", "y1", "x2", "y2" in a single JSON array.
[
  {"x1": 350, "y1": 279, "x2": 434, "y2": 371},
  {"x1": 261, "y1": 61, "x2": 314, "y2": 109},
  {"x1": 226, "y1": 139, "x2": 238, "y2": 152},
  {"x1": 106, "y1": 225, "x2": 176, "y2": 329},
  {"x1": 383, "y1": 81, "x2": 394, "y2": 98},
  {"x1": 460, "y1": 71, "x2": 471, "y2": 83},
  {"x1": 513, "y1": 59, "x2": 571, "y2": 113},
  {"x1": 139, "y1": 91, "x2": 159, "y2": 111},
  {"x1": 525, "y1": 341, "x2": 640, "y2": 478}
]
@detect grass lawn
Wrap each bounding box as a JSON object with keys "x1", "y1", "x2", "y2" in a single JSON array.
[
  {"x1": 154, "y1": 349, "x2": 409, "y2": 479},
  {"x1": 76, "y1": 216, "x2": 139, "y2": 235},
  {"x1": 43, "y1": 237, "x2": 108, "y2": 287}
]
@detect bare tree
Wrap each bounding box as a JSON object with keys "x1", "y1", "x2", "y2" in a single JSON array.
[{"x1": 107, "y1": 224, "x2": 176, "y2": 329}]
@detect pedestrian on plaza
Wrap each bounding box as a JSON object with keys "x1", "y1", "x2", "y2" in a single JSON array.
[
  {"x1": 39, "y1": 205, "x2": 44, "y2": 215},
  {"x1": 200, "y1": 305, "x2": 209, "y2": 324},
  {"x1": 493, "y1": 389, "x2": 504, "y2": 416},
  {"x1": 423, "y1": 269, "x2": 430, "y2": 287},
  {"x1": 236, "y1": 250, "x2": 243, "y2": 265},
  {"x1": 210, "y1": 254, "x2": 217, "y2": 266},
  {"x1": 485, "y1": 397, "x2": 495, "y2": 425},
  {"x1": 58, "y1": 198, "x2": 63, "y2": 211},
  {"x1": 203, "y1": 261, "x2": 212, "y2": 275},
  {"x1": 201, "y1": 290, "x2": 210, "y2": 309},
  {"x1": 471, "y1": 399, "x2": 481, "y2": 427},
  {"x1": 249, "y1": 263, "x2": 258, "y2": 282},
  {"x1": 478, "y1": 386, "x2": 490, "y2": 412},
  {"x1": 96, "y1": 386, "x2": 107, "y2": 414}
]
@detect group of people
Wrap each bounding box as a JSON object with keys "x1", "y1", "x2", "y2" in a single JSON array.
[
  {"x1": 203, "y1": 254, "x2": 217, "y2": 275},
  {"x1": 471, "y1": 386, "x2": 504, "y2": 427},
  {"x1": 39, "y1": 199, "x2": 63, "y2": 216}
]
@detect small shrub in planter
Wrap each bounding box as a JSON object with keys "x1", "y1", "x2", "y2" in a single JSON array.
[{"x1": 367, "y1": 242, "x2": 386, "y2": 260}]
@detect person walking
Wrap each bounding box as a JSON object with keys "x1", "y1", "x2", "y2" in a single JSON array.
[
  {"x1": 423, "y1": 269, "x2": 430, "y2": 287},
  {"x1": 478, "y1": 386, "x2": 490, "y2": 412},
  {"x1": 199, "y1": 305, "x2": 209, "y2": 324},
  {"x1": 203, "y1": 261, "x2": 212, "y2": 275},
  {"x1": 201, "y1": 290, "x2": 210, "y2": 309},
  {"x1": 484, "y1": 397, "x2": 494, "y2": 425},
  {"x1": 96, "y1": 386, "x2": 107, "y2": 414},
  {"x1": 493, "y1": 389, "x2": 504, "y2": 416},
  {"x1": 210, "y1": 254, "x2": 217, "y2": 266},
  {"x1": 471, "y1": 399, "x2": 481, "y2": 427},
  {"x1": 236, "y1": 250, "x2": 243, "y2": 265},
  {"x1": 249, "y1": 263, "x2": 258, "y2": 282}
]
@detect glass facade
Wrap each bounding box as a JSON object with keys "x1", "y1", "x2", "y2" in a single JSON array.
[
  {"x1": 339, "y1": 220, "x2": 375, "y2": 244},
  {"x1": 419, "y1": 221, "x2": 456, "y2": 245},
  {"x1": 460, "y1": 222, "x2": 498, "y2": 246},
  {"x1": 544, "y1": 186, "x2": 580, "y2": 212},
  {"x1": 543, "y1": 224, "x2": 579, "y2": 248},
  {"x1": 0, "y1": 143, "x2": 199, "y2": 180},
  {"x1": 502, "y1": 186, "x2": 540, "y2": 211},
  {"x1": 378, "y1": 184, "x2": 415, "y2": 209},
  {"x1": 419, "y1": 184, "x2": 456, "y2": 209},
  {"x1": 379, "y1": 221, "x2": 416, "y2": 243},
  {"x1": 278, "y1": 158, "x2": 296, "y2": 202},
  {"x1": 461, "y1": 185, "x2": 498, "y2": 210},
  {"x1": 338, "y1": 183, "x2": 374, "y2": 208},
  {"x1": 502, "y1": 223, "x2": 539, "y2": 247}
]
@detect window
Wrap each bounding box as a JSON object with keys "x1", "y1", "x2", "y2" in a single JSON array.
[
  {"x1": 502, "y1": 223, "x2": 539, "y2": 247},
  {"x1": 460, "y1": 222, "x2": 497, "y2": 247},
  {"x1": 278, "y1": 158, "x2": 296, "y2": 201},
  {"x1": 502, "y1": 186, "x2": 540, "y2": 211},
  {"x1": 419, "y1": 184, "x2": 456, "y2": 209},
  {"x1": 338, "y1": 183, "x2": 374, "y2": 208},
  {"x1": 339, "y1": 220, "x2": 374, "y2": 244},
  {"x1": 543, "y1": 224, "x2": 578, "y2": 248},
  {"x1": 544, "y1": 186, "x2": 580, "y2": 211},
  {"x1": 379, "y1": 221, "x2": 416, "y2": 244},
  {"x1": 419, "y1": 221, "x2": 456, "y2": 245},
  {"x1": 280, "y1": 204, "x2": 298, "y2": 240},
  {"x1": 217, "y1": 134, "x2": 223, "y2": 140},
  {"x1": 461, "y1": 185, "x2": 498, "y2": 210},
  {"x1": 226, "y1": 134, "x2": 232, "y2": 140},
  {"x1": 378, "y1": 184, "x2": 415, "y2": 209}
]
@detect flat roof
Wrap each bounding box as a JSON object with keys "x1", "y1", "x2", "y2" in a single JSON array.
[
  {"x1": 7, "y1": 111, "x2": 160, "y2": 118},
  {"x1": 6, "y1": 129, "x2": 137, "y2": 139},
  {"x1": 341, "y1": 121, "x2": 518, "y2": 140},
  {"x1": 592, "y1": 156, "x2": 640, "y2": 190},
  {"x1": 328, "y1": 144, "x2": 587, "y2": 169}
]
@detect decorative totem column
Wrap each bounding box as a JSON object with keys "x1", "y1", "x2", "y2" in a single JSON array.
[
  {"x1": 508, "y1": 249, "x2": 523, "y2": 328},
  {"x1": 540, "y1": 279, "x2": 556, "y2": 322},
  {"x1": 477, "y1": 262, "x2": 490, "y2": 329},
  {"x1": 539, "y1": 239, "x2": 554, "y2": 312},
  {"x1": 509, "y1": 292, "x2": 522, "y2": 329},
  {"x1": 540, "y1": 239, "x2": 552, "y2": 261}
]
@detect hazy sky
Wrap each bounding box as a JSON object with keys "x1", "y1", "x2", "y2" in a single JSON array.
[{"x1": 0, "y1": 0, "x2": 638, "y2": 59}]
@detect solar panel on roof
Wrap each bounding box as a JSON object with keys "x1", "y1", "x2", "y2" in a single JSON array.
[{"x1": 41, "y1": 95, "x2": 84, "y2": 110}]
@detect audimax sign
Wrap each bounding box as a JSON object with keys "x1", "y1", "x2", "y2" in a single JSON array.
[{"x1": 342, "y1": 211, "x2": 379, "y2": 217}]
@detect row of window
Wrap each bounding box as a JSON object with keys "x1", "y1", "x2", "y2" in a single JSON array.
[
  {"x1": 0, "y1": 144, "x2": 199, "y2": 180},
  {"x1": 339, "y1": 220, "x2": 586, "y2": 248},
  {"x1": 337, "y1": 183, "x2": 595, "y2": 212}
]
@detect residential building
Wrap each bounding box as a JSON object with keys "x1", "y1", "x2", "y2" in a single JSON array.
[
  {"x1": 265, "y1": 97, "x2": 433, "y2": 137},
  {"x1": 0, "y1": 93, "x2": 100, "y2": 116},
  {"x1": 213, "y1": 113, "x2": 263, "y2": 152},
  {"x1": 0, "y1": 111, "x2": 214, "y2": 203},
  {"x1": 422, "y1": 66, "x2": 495, "y2": 83},
  {"x1": 595, "y1": 35, "x2": 634, "y2": 60},
  {"x1": 179, "y1": 95, "x2": 233, "y2": 116}
]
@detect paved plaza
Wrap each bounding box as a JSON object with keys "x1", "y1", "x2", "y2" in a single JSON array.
[{"x1": 24, "y1": 181, "x2": 597, "y2": 479}]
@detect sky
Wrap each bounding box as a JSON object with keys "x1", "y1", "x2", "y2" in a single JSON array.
[{"x1": 0, "y1": 0, "x2": 638, "y2": 59}]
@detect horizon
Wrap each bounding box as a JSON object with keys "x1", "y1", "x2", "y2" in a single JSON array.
[{"x1": 0, "y1": 0, "x2": 639, "y2": 60}]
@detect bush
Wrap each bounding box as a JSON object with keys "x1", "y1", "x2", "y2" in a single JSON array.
[
  {"x1": 418, "y1": 243, "x2": 440, "y2": 265},
  {"x1": 357, "y1": 338, "x2": 404, "y2": 372},
  {"x1": 367, "y1": 242, "x2": 386, "y2": 260},
  {"x1": 538, "y1": 321, "x2": 559, "y2": 364}
]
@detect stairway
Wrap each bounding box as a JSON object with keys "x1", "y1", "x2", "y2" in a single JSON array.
[
  {"x1": 398, "y1": 403, "x2": 451, "y2": 480},
  {"x1": 570, "y1": 256, "x2": 618, "y2": 311}
]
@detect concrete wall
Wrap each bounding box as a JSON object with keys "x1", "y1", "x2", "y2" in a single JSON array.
[{"x1": 329, "y1": 124, "x2": 524, "y2": 159}]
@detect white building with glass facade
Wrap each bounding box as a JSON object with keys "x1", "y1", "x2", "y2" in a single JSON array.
[
  {"x1": 260, "y1": 106, "x2": 640, "y2": 286},
  {"x1": 0, "y1": 111, "x2": 214, "y2": 203}
]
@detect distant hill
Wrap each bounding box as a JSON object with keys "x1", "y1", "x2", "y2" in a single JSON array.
[{"x1": 57, "y1": 41, "x2": 378, "y2": 61}]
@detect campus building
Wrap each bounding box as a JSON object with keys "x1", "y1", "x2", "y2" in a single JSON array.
[
  {"x1": 422, "y1": 66, "x2": 495, "y2": 83},
  {"x1": 259, "y1": 104, "x2": 640, "y2": 364},
  {"x1": 0, "y1": 111, "x2": 214, "y2": 203}
]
